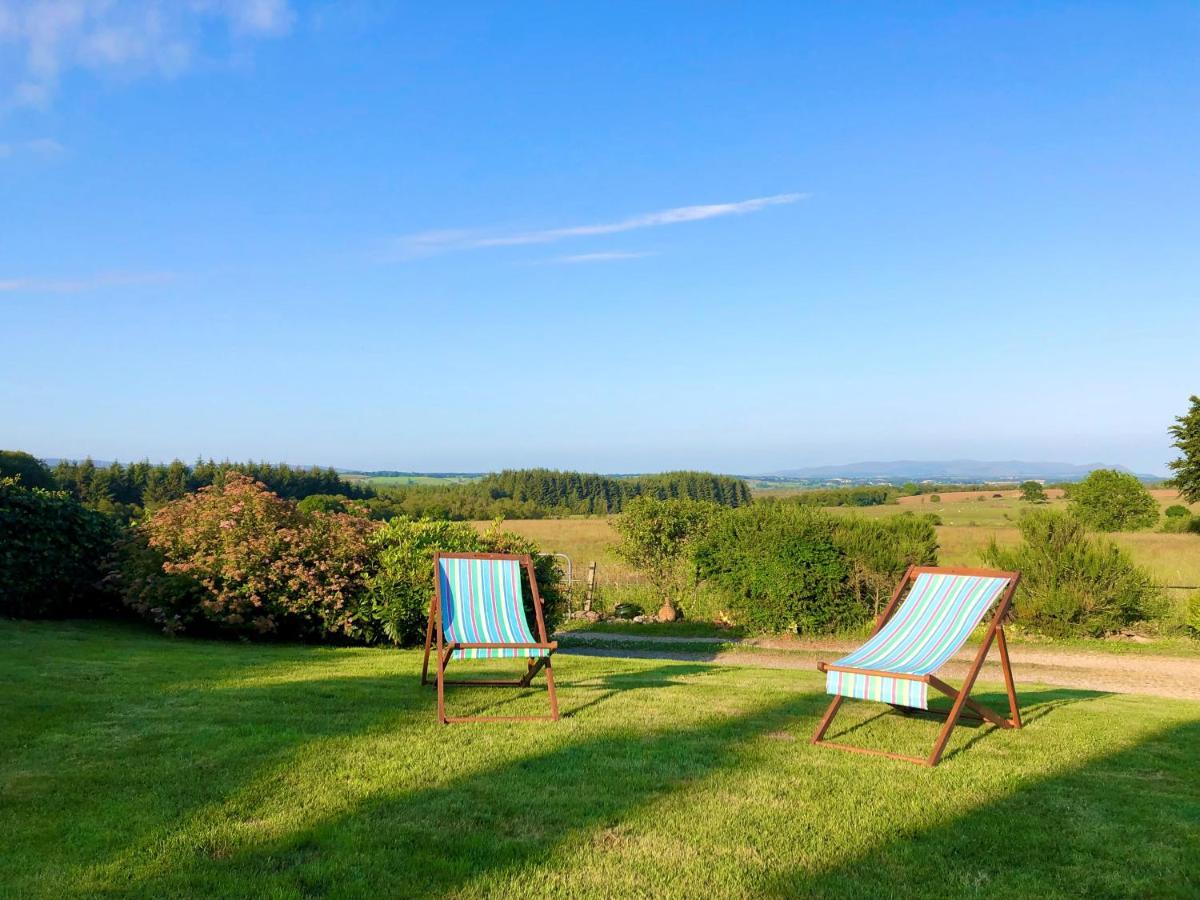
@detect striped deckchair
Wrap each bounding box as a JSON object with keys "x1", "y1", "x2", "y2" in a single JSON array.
[
  {"x1": 421, "y1": 552, "x2": 559, "y2": 724},
  {"x1": 812, "y1": 566, "x2": 1022, "y2": 766}
]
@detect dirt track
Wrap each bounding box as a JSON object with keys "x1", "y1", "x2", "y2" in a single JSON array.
[{"x1": 559, "y1": 633, "x2": 1200, "y2": 701}]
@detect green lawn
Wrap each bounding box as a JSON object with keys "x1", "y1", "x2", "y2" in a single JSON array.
[{"x1": 2, "y1": 622, "x2": 1198, "y2": 897}]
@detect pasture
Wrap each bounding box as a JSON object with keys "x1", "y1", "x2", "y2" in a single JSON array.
[{"x1": 2, "y1": 620, "x2": 1198, "y2": 897}]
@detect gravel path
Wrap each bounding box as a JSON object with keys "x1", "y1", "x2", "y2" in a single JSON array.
[{"x1": 558, "y1": 632, "x2": 1200, "y2": 701}]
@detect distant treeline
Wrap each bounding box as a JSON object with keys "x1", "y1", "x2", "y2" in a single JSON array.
[
  {"x1": 46, "y1": 458, "x2": 372, "y2": 517},
  {"x1": 3, "y1": 452, "x2": 750, "y2": 522},
  {"x1": 366, "y1": 469, "x2": 752, "y2": 520},
  {"x1": 781, "y1": 486, "x2": 895, "y2": 507}
]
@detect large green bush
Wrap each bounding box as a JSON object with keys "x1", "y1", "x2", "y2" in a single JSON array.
[
  {"x1": 1068, "y1": 469, "x2": 1159, "y2": 531},
  {"x1": 0, "y1": 478, "x2": 117, "y2": 618},
  {"x1": 833, "y1": 513, "x2": 939, "y2": 616},
  {"x1": 695, "y1": 505, "x2": 852, "y2": 633},
  {"x1": 695, "y1": 505, "x2": 940, "y2": 634},
  {"x1": 361, "y1": 518, "x2": 564, "y2": 645},
  {"x1": 982, "y1": 509, "x2": 1163, "y2": 637}
]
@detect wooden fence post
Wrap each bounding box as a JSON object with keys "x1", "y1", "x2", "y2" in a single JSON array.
[{"x1": 584, "y1": 561, "x2": 597, "y2": 612}]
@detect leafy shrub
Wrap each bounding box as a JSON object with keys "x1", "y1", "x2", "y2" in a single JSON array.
[
  {"x1": 0, "y1": 478, "x2": 118, "y2": 618},
  {"x1": 1069, "y1": 469, "x2": 1158, "y2": 531},
  {"x1": 982, "y1": 509, "x2": 1163, "y2": 637},
  {"x1": 1187, "y1": 593, "x2": 1200, "y2": 637},
  {"x1": 1019, "y1": 481, "x2": 1048, "y2": 502},
  {"x1": 1165, "y1": 504, "x2": 1190, "y2": 518},
  {"x1": 833, "y1": 513, "x2": 939, "y2": 616},
  {"x1": 360, "y1": 517, "x2": 564, "y2": 646},
  {"x1": 1161, "y1": 512, "x2": 1197, "y2": 534},
  {"x1": 929, "y1": 494, "x2": 941, "y2": 503},
  {"x1": 612, "y1": 496, "x2": 722, "y2": 612},
  {"x1": 131, "y1": 474, "x2": 379, "y2": 639},
  {"x1": 695, "y1": 504, "x2": 852, "y2": 633},
  {"x1": 0, "y1": 450, "x2": 55, "y2": 489}
]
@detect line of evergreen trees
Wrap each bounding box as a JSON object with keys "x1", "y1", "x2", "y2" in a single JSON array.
[
  {"x1": 47, "y1": 458, "x2": 373, "y2": 517},
  {"x1": 3, "y1": 452, "x2": 751, "y2": 522},
  {"x1": 366, "y1": 469, "x2": 751, "y2": 520}
]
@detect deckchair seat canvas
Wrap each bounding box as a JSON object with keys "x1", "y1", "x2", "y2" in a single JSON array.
[
  {"x1": 438, "y1": 556, "x2": 549, "y2": 660},
  {"x1": 824, "y1": 573, "x2": 1009, "y2": 710},
  {"x1": 812, "y1": 565, "x2": 1022, "y2": 767}
]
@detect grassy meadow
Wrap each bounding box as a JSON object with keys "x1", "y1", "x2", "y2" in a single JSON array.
[
  {"x1": 2, "y1": 620, "x2": 1198, "y2": 897},
  {"x1": 474, "y1": 488, "x2": 1200, "y2": 629}
]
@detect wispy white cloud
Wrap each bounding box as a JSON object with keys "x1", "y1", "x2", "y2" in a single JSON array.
[
  {"x1": 0, "y1": 271, "x2": 174, "y2": 293},
  {"x1": 0, "y1": 0, "x2": 294, "y2": 111},
  {"x1": 392, "y1": 192, "x2": 806, "y2": 259},
  {"x1": 546, "y1": 251, "x2": 657, "y2": 264},
  {"x1": 0, "y1": 136, "x2": 64, "y2": 159}
]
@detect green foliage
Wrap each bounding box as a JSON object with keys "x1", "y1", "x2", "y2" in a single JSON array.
[
  {"x1": 1161, "y1": 509, "x2": 1197, "y2": 534},
  {"x1": 783, "y1": 486, "x2": 894, "y2": 507},
  {"x1": 1019, "y1": 481, "x2": 1048, "y2": 503},
  {"x1": 0, "y1": 478, "x2": 117, "y2": 618},
  {"x1": 695, "y1": 505, "x2": 853, "y2": 633},
  {"x1": 297, "y1": 494, "x2": 360, "y2": 515},
  {"x1": 928, "y1": 494, "x2": 941, "y2": 503},
  {"x1": 0, "y1": 450, "x2": 55, "y2": 489},
  {"x1": 366, "y1": 469, "x2": 752, "y2": 520},
  {"x1": 1167, "y1": 395, "x2": 1200, "y2": 503},
  {"x1": 129, "y1": 474, "x2": 380, "y2": 640},
  {"x1": 361, "y1": 517, "x2": 564, "y2": 646},
  {"x1": 833, "y1": 513, "x2": 939, "y2": 615},
  {"x1": 50, "y1": 457, "x2": 371, "y2": 521},
  {"x1": 1187, "y1": 592, "x2": 1200, "y2": 637},
  {"x1": 982, "y1": 509, "x2": 1163, "y2": 637},
  {"x1": 612, "y1": 497, "x2": 722, "y2": 610},
  {"x1": 1069, "y1": 469, "x2": 1158, "y2": 531}
]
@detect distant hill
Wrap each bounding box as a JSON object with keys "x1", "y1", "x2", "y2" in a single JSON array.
[{"x1": 765, "y1": 460, "x2": 1163, "y2": 484}]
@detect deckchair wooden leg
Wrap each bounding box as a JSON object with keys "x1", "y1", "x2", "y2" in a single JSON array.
[
  {"x1": 436, "y1": 652, "x2": 447, "y2": 725},
  {"x1": 996, "y1": 627, "x2": 1022, "y2": 728},
  {"x1": 811, "y1": 696, "x2": 844, "y2": 744},
  {"x1": 519, "y1": 657, "x2": 547, "y2": 687},
  {"x1": 544, "y1": 656, "x2": 560, "y2": 721},
  {"x1": 421, "y1": 611, "x2": 435, "y2": 686}
]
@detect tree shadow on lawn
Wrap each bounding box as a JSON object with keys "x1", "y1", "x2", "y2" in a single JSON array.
[
  {"x1": 764, "y1": 716, "x2": 1200, "y2": 897},
  {"x1": 99, "y1": 678, "x2": 1110, "y2": 896},
  {"x1": 62, "y1": 657, "x2": 724, "y2": 892}
]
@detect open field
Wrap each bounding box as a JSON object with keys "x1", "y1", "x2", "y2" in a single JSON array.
[
  {"x1": 2, "y1": 620, "x2": 1198, "y2": 897},
  {"x1": 482, "y1": 509, "x2": 1200, "y2": 591}
]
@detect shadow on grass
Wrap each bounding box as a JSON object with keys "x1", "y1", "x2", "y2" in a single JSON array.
[
  {"x1": 766, "y1": 716, "x2": 1200, "y2": 896},
  {"x1": 106, "y1": 681, "x2": 1114, "y2": 896}
]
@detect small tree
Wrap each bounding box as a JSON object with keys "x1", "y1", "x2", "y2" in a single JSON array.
[
  {"x1": 1068, "y1": 469, "x2": 1158, "y2": 532},
  {"x1": 0, "y1": 450, "x2": 55, "y2": 490},
  {"x1": 612, "y1": 496, "x2": 721, "y2": 617},
  {"x1": 1168, "y1": 395, "x2": 1200, "y2": 503},
  {"x1": 1019, "y1": 480, "x2": 1047, "y2": 503},
  {"x1": 983, "y1": 509, "x2": 1163, "y2": 636}
]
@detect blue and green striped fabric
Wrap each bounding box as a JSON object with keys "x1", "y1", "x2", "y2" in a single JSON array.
[
  {"x1": 438, "y1": 556, "x2": 547, "y2": 660},
  {"x1": 825, "y1": 572, "x2": 1009, "y2": 709}
]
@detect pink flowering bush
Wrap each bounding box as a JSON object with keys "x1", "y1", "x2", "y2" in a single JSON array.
[{"x1": 125, "y1": 474, "x2": 380, "y2": 639}]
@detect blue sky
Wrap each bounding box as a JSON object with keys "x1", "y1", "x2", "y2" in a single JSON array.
[{"x1": 1, "y1": 2, "x2": 1196, "y2": 474}]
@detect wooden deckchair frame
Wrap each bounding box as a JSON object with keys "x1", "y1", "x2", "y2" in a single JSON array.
[
  {"x1": 421, "y1": 552, "x2": 560, "y2": 724},
  {"x1": 811, "y1": 565, "x2": 1022, "y2": 767}
]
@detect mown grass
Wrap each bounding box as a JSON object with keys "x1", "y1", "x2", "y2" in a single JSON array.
[{"x1": 2, "y1": 620, "x2": 1198, "y2": 897}]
